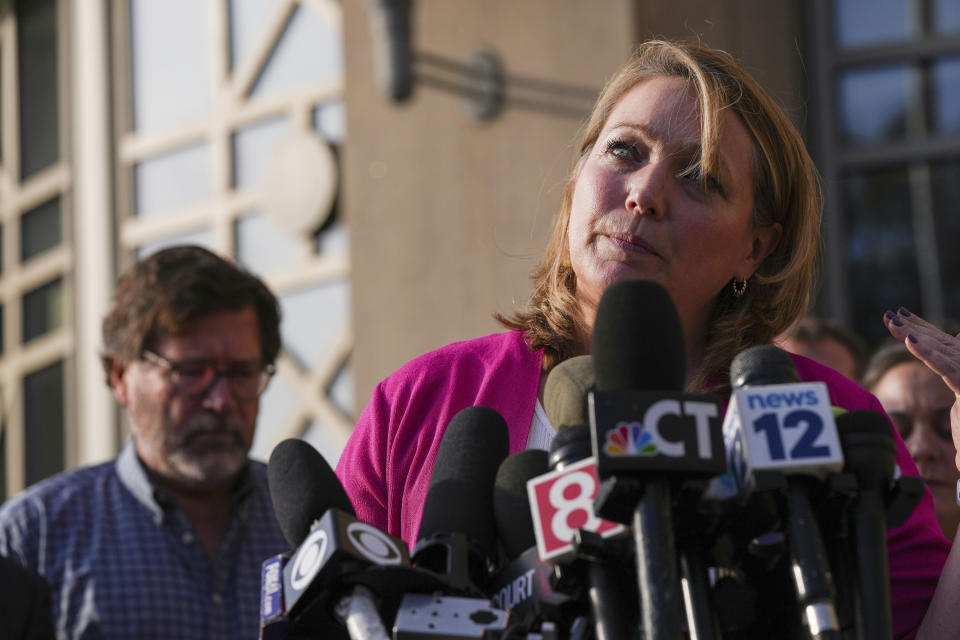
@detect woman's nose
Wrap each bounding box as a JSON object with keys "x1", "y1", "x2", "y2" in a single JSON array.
[
  {"x1": 625, "y1": 165, "x2": 667, "y2": 220},
  {"x1": 907, "y1": 423, "x2": 942, "y2": 463}
]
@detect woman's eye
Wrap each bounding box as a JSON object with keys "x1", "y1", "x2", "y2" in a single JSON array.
[
  {"x1": 935, "y1": 410, "x2": 953, "y2": 442},
  {"x1": 889, "y1": 414, "x2": 911, "y2": 439},
  {"x1": 605, "y1": 139, "x2": 638, "y2": 162},
  {"x1": 681, "y1": 166, "x2": 724, "y2": 195}
]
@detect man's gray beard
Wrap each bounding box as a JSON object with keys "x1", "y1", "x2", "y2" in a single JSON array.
[{"x1": 166, "y1": 445, "x2": 246, "y2": 485}]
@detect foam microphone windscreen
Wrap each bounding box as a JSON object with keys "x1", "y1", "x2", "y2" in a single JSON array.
[
  {"x1": 835, "y1": 410, "x2": 897, "y2": 486},
  {"x1": 730, "y1": 344, "x2": 801, "y2": 390},
  {"x1": 267, "y1": 438, "x2": 355, "y2": 548},
  {"x1": 591, "y1": 279, "x2": 686, "y2": 392},
  {"x1": 543, "y1": 354, "x2": 594, "y2": 429},
  {"x1": 417, "y1": 406, "x2": 510, "y2": 560},
  {"x1": 494, "y1": 449, "x2": 550, "y2": 559},
  {"x1": 547, "y1": 423, "x2": 592, "y2": 470}
]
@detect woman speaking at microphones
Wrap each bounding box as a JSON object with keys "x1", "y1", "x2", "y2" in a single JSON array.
[{"x1": 336, "y1": 39, "x2": 954, "y2": 639}]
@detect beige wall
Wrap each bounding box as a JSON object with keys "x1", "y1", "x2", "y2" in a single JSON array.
[
  {"x1": 344, "y1": 0, "x2": 805, "y2": 406},
  {"x1": 344, "y1": 0, "x2": 637, "y2": 403}
]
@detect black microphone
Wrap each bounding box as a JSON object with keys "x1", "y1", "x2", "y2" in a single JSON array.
[
  {"x1": 590, "y1": 279, "x2": 725, "y2": 640},
  {"x1": 726, "y1": 345, "x2": 844, "y2": 640},
  {"x1": 835, "y1": 410, "x2": 896, "y2": 640},
  {"x1": 539, "y1": 355, "x2": 638, "y2": 640},
  {"x1": 268, "y1": 438, "x2": 356, "y2": 548},
  {"x1": 489, "y1": 449, "x2": 583, "y2": 635},
  {"x1": 392, "y1": 406, "x2": 512, "y2": 638},
  {"x1": 265, "y1": 439, "x2": 411, "y2": 639},
  {"x1": 412, "y1": 405, "x2": 509, "y2": 595},
  {"x1": 494, "y1": 449, "x2": 550, "y2": 559}
]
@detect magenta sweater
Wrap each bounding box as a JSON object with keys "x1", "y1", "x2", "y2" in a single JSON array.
[{"x1": 336, "y1": 331, "x2": 949, "y2": 639}]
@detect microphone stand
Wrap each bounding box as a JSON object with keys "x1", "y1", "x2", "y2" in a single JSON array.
[{"x1": 634, "y1": 481, "x2": 684, "y2": 640}]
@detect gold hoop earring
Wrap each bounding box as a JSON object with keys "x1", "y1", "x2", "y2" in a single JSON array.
[{"x1": 732, "y1": 278, "x2": 747, "y2": 297}]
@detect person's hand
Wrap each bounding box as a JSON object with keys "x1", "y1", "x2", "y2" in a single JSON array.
[{"x1": 884, "y1": 307, "x2": 960, "y2": 471}]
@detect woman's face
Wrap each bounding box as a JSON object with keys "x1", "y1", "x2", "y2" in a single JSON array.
[
  {"x1": 873, "y1": 361, "x2": 960, "y2": 538},
  {"x1": 568, "y1": 75, "x2": 779, "y2": 345}
]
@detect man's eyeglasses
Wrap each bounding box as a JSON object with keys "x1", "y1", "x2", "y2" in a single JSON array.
[{"x1": 141, "y1": 350, "x2": 275, "y2": 400}]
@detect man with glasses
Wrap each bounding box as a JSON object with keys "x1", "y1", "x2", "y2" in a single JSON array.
[{"x1": 0, "y1": 245, "x2": 289, "y2": 639}]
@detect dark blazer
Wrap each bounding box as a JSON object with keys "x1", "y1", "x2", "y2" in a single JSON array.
[{"x1": 0, "y1": 554, "x2": 54, "y2": 640}]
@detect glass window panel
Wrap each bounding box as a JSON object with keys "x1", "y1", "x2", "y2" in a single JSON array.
[
  {"x1": 17, "y1": 0, "x2": 59, "y2": 179},
  {"x1": 133, "y1": 143, "x2": 211, "y2": 217},
  {"x1": 833, "y1": 0, "x2": 915, "y2": 48},
  {"x1": 22, "y1": 278, "x2": 63, "y2": 343},
  {"x1": 837, "y1": 65, "x2": 911, "y2": 145},
  {"x1": 232, "y1": 116, "x2": 289, "y2": 189},
  {"x1": 235, "y1": 213, "x2": 299, "y2": 274},
  {"x1": 841, "y1": 166, "x2": 921, "y2": 343},
  {"x1": 932, "y1": 57, "x2": 960, "y2": 134},
  {"x1": 129, "y1": 0, "x2": 209, "y2": 132},
  {"x1": 928, "y1": 159, "x2": 960, "y2": 323},
  {"x1": 135, "y1": 228, "x2": 214, "y2": 260},
  {"x1": 23, "y1": 361, "x2": 64, "y2": 485},
  {"x1": 249, "y1": 369, "x2": 299, "y2": 462},
  {"x1": 315, "y1": 220, "x2": 348, "y2": 257},
  {"x1": 327, "y1": 358, "x2": 354, "y2": 419},
  {"x1": 20, "y1": 196, "x2": 60, "y2": 262},
  {"x1": 252, "y1": 5, "x2": 342, "y2": 97},
  {"x1": 279, "y1": 281, "x2": 350, "y2": 368},
  {"x1": 313, "y1": 101, "x2": 345, "y2": 143},
  {"x1": 228, "y1": 0, "x2": 277, "y2": 71},
  {"x1": 301, "y1": 421, "x2": 347, "y2": 469},
  {"x1": 933, "y1": 0, "x2": 960, "y2": 35}
]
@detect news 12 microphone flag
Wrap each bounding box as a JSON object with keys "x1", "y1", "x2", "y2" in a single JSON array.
[{"x1": 723, "y1": 380, "x2": 844, "y2": 489}]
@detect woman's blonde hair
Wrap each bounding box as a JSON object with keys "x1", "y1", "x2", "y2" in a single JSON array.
[{"x1": 498, "y1": 39, "x2": 822, "y2": 394}]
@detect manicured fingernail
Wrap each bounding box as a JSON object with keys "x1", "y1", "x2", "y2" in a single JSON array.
[
  {"x1": 892, "y1": 316, "x2": 904, "y2": 327},
  {"x1": 908, "y1": 334, "x2": 918, "y2": 343},
  {"x1": 884, "y1": 310, "x2": 896, "y2": 321},
  {"x1": 898, "y1": 306, "x2": 912, "y2": 317}
]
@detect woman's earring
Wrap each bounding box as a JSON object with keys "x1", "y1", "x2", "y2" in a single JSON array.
[{"x1": 732, "y1": 278, "x2": 747, "y2": 297}]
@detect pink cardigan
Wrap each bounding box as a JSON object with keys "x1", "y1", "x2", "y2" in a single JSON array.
[{"x1": 336, "y1": 331, "x2": 949, "y2": 639}]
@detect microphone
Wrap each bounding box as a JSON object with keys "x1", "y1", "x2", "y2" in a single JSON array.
[
  {"x1": 725, "y1": 345, "x2": 845, "y2": 640},
  {"x1": 494, "y1": 449, "x2": 550, "y2": 559},
  {"x1": 589, "y1": 279, "x2": 724, "y2": 640},
  {"x1": 267, "y1": 435, "x2": 512, "y2": 638},
  {"x1": 265, "y1": 439, "x2": 411, "y2": 639},
  {"x1": 489, "y1": 449, "x2": 584, "y2": 634},
  {"x1": 528, "y1": 354, "x2": 635, "y2": 639},
  {"x1": 396, "y1": 406, "x2": 511, "y2": 638},
  {"x1": 268, "y1": 438, "x2": 356, "y2": 548},
  {"x1": 259, "y1": 553, "x2": 289, "y2": 640},
  {"x1": 413, "y1": 405, "x2": 509, "y2": 595},
  {"x1": 835, "y1": 410, "x2": 896, "y2": 640}
]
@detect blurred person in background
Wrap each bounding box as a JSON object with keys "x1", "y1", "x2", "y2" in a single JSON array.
[
  {"x1": 775, "y1": 315, "x2": 868, "y2": 381},
  {"x1": 865, "y1": 319, "x2": 960, "y2": 539},
  {"x1": 0, "y1": 246, "x2": 288, "y2": 639}
]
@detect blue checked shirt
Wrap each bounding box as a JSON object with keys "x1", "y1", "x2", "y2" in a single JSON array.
[{"x1": 0, "y1": 439, "x2": 289, "y2": 640}]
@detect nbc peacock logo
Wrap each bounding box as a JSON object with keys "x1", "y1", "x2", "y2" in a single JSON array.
[{"x1": 603, "y1": 421, "x2": 658, "y2": 456}]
